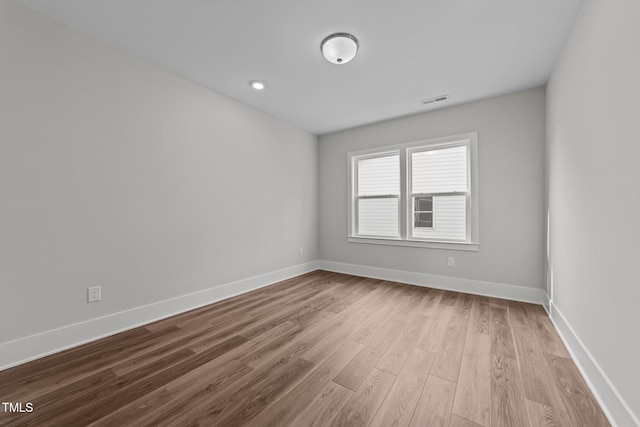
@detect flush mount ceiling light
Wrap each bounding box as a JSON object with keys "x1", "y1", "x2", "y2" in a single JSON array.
[
  {"x1": 321, "y1": 33, "x2": 359, "y2": 65},
  {"x1": 250, "y1": 80, "x2": 266, "y2": 90}
]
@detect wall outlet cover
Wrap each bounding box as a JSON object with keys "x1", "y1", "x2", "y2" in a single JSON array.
[{"x1": 88, "y1": 286, "x2": 101, "y2": 303}]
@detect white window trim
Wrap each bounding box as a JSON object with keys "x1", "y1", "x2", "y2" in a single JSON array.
[
  {"x1": 347, "y1": 132, "x2": 479, "y2": 252},
  {"x1": 352, "y1": 150, "x2": 401, "y2": 238}
]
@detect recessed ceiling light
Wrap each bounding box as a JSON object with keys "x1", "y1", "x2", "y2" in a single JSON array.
[
  {"x1": 250, "y1": 80, "x2": 266, "y2": 90},
  {"x1": 321, "y1": 33, "x2": 359, "y2": 65}
]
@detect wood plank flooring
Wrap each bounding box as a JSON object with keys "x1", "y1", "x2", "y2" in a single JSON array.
[{"x1": 0, "y1": 271, "x2": 610, "y2": 427}]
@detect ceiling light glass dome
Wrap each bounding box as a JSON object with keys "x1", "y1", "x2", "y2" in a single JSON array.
[{"x1": 321, "y1": 33, "x2": 359, "y2": 65}]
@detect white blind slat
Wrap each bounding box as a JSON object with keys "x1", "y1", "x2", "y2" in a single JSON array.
[
  {"x1": 358, "y1": 198, "x2": 398, "y2": 237},
  {"x1": 357, "y1": 155, "x2": 400, "y2": 196},
  {"x1": 413, "y1": 195, "x2": 466, "y2": 240},
  {"x1": 412, "y1": 146, "x2": 468, "y2": 194}
]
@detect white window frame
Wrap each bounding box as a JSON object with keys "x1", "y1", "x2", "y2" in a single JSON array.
[
  {"x1": 352, "y1": 150, "x2": 401, "y2": 238},
  {"x1": 347, "y1": 132, "x2": 479, "y2": 251}
]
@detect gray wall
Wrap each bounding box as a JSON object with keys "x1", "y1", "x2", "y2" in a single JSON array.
[
  {"x1": 0, "y1": 1, "x2": 318, "y2": 343},
  {"x1": 547, "y1": 0, "x2": 640, "y2": 421},
  {"x1": 319, "y1": 88, "x2": 546, "y2": 290}
]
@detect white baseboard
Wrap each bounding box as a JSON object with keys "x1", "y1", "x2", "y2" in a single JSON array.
[
  {"x1": 319, "y1": 260, "x2": 546, "y2": 304},
  {"x1": 0, "y1": 261, "x2": 319, "y2": 371},
  {"x1": 546, "y1": 301, "x2": 639, "y2": 427}
]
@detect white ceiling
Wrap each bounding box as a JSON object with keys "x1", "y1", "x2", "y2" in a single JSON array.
[{"x1": 17, "y1": 0, "x2": 583, "y2": 135}]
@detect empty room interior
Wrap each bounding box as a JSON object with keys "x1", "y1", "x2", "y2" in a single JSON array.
[{"x1": 1, "y1": 0, "x2": 639, "y2": 426}]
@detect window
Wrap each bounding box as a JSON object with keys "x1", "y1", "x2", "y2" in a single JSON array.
[
  {"x1": 354, "y1": 153, "x2": 400, "y2": 237},
  {"x1": 348, "y1": 132, "x2": 479, "y2": 251},
  {"x1": 409, "y1": 144, "x2": 468, "y2": 241}
]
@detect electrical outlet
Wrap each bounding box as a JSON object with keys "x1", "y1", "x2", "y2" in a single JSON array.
[
  {"x1": 88, "y1": 286, "x2": 101, "y2": 303},
  {"x1": 299, "y1": 248, "x2": 304, "y2": 256},
  {"x1": 447, "y1": 257, "x2": 455, "y2": 267}
]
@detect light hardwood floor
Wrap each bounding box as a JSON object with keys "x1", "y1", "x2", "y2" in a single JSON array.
[{"x1": 0, "y1": 271, "x2": 610, "y2": 426}]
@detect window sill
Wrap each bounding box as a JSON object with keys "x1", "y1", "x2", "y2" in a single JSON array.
[{"x1": 347, "y1": 236, "x2": 479, "y2": 251}]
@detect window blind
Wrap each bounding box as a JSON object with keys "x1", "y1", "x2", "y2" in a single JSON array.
[
  {"x1": 412, "y1": 145, "x2": 468, "y2": 193},
  {"x1": 357, "y1": 155, "x2": 400, "y2": 196},
  {"x1": 358, "y1": 198, "x2": 399, "y2": 236},
  {"x1": 411, "y1": 145, "x2": 468, "y2": 241},
  {"x1": 356, "y1": 154, "x2": 399, "y2": 237}
]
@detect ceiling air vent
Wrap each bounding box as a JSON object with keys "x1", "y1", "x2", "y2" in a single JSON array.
[{"x1": 422, "y1": 94, "x2": 449, "y2": 105}]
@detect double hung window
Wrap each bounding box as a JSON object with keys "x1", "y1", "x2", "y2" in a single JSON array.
[
  {"x1": 348, "y1": 132, "x2": 478, "y2": 251},
  {"x1": 353, "y1": 153, "x2": 400, "y2": 237}
]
